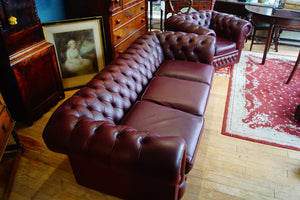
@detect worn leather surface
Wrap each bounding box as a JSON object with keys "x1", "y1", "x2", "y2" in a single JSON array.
[{"x1": 43, "y1": 31, "x2": 215, "y2": 200}]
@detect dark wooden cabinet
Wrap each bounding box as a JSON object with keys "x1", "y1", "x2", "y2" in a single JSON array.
[
  {"x1": 0, "y1": 99, "x2": 22, "y2": 200},
  {"x1": 0, "y1": 0, "x2": 64, "y2": 124},
  {"x1": 65, "y1": 0, "x2": 147, "y2": 63},
  {"x1": 0, "y1": 103, "x2": 14, "y2": 161}
]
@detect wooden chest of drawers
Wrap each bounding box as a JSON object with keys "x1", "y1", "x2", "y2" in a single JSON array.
[{"x1": 65, "y1": 0, "x2": 147, "y2": 64}]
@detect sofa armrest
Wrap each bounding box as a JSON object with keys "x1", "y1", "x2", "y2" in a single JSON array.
[
  {"x1": 210, "y1": 11, "x2": 252, "y2": 51},
  {"x1": 44, "y1": 115, "x2": 187, "y2": 199},
  {"x1": 43, "y1": 114, "x2": 186, "y2": 182},
  {"x1": 156, "y1": 31, "x2": 216, "y2": 64},
  {"x1": 84, "y1": 120, "x2": 186, "y2": 183}
]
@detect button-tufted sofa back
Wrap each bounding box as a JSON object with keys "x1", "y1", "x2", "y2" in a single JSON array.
[
  {"x1": 86, "y1": 32, "x2": 165, "y2": 124},
  {"x1": 68, "y1": 31, "x2": 214, "y2": 125},
  {"x1": 164, "y1": 11, "x2": 216, "y2": 37},
  {"x1": 179, "y1": 10, "x2": 213, "y2": 28},
  {"x1": 156, "y1": 31, "x2": 215, "y2": 63}
]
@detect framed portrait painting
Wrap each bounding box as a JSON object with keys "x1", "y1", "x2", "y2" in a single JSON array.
[{"x1": 43, "y1": 16, "x2": 106, "y2": 90}]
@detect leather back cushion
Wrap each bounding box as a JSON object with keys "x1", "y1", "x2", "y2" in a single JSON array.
[
  {"x1": 176, "y1": 10, "x2": 212, "y2": 27},
  {"x1": 156, "y1": 31, "x2": 215, "y2": 63}
]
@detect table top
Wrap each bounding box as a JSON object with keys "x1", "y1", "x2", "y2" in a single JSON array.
[
  {"x1": 216, "y1": 0, "x2": 277, "y2": 8},
  {"x1": 245, "y1": 5, "x2": 300, "y2": 19}
]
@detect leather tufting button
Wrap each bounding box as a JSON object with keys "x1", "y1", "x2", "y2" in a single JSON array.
[
  {"x1": 112, "y1": 102, "x2": 117, "y2": 108},
  {"x1": 116, "y1": 133, "x2": 121, "y2": 138},
  {"x1": 74, "y1": 121, "x2": 79, "y2": 127},
  {"x1": 140, "y1": 137, "x2": 149, "y2": 144}
]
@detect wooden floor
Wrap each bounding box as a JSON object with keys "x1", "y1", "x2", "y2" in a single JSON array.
[{"x1": 6, "y1": 42, "x2": 300, "y2": 200}]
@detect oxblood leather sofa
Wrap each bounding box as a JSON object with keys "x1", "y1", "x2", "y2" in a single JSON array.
[
  {"x1": 43, "y1": 31, "x2": 216, "y2": 200},
  {"x1": 164, "y1": 10, "x2": 253, "y2": 69}
]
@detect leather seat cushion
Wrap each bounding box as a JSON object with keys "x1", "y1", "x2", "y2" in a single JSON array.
[
  {"x1": 215, "y1": 37, "x2": 237, "y2": 56},
  {"x1": 141, "y1": 76, "x2": 210, "y2": 116},
  {"x1": 156, "y1": 60, "x2": 214, "y2": 85},
  {"x1": 121, "y1": 100, "x2": 204, "y2": 173}
]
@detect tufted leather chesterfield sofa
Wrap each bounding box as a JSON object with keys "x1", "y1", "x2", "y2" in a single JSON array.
[
  {"x1": 43, "y1": 31, "x2": 216, "y2": 200},
  {"x1": 164, "y1": 10, "x2": 253, "y2": 69}
]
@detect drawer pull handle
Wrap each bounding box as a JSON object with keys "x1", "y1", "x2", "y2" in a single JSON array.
[
  {"x1": 119, "y1": 51, "x2": 123, "y2": 54},
  {"x1": 142, "y1": 19, "x2": 145, "y2": 22},
  {"x1": 8, "y1": 16, "x2": 17, "y2": 25},
  {"x1": 2, "y1": 123, "x2": 7, "y2": 132},
  {"x1": 116, "y1": 19, "x2": 121, "y2": 24},
  {"x1": 203, "y1": 4, "x2": 207, "y2": 8},
  {"x1": 117, "y1": 34, "x2": 122, "y2": 39},
  {"x1": 141, "y1": 6, "x2": 145, "y2": 10}
]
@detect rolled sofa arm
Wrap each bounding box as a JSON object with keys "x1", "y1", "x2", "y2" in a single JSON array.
[
  {"x1": 156, "y1": 31, "x2": 216, "y2": 64},
  {"x1": 43, "y1": 106, "x2": 186, "y2": 181},
  {"x1": 210, "y1": 11, "x2": 252, "y2": 51},
  {"x1": 69, "y1": 128, "x2": 187, "y2": 199},
  {"x1": 67, "y1": 119, "x2": 186, "y2": 181},
  {"x1": 43, "y1": 103, "x2": 187, "y2": 199}
]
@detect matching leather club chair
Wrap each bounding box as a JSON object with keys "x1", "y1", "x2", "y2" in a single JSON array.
[{"x1": 165, "y1": 10, "x2": 253, "y2": 69}]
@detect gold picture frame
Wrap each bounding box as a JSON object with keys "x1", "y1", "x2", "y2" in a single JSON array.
[{"x1": 43, "y1": 16, "x2": 106, "y2": 90}]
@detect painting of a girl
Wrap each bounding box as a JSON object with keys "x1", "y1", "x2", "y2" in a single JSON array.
[
  {"x1": 64, "y1": 40, "x2": 93, "y2": 75},
  {"x1": 53, "y1": 29, "x2": 99, "y2": 78},
  {"x1": 43, "y1": 17, "x2": 106, "y2": 89}
]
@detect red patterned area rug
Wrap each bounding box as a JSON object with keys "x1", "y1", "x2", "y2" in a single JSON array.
[{"x1": 222, "y1": 51, "x2": 300, "y2": 151}]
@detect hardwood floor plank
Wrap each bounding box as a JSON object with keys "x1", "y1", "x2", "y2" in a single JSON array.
[
  {"x1": 288, "y1": 149, "x2": 300, "y2": 160},
  {"x1": 188, "y1": 165, "x2": 276, "y2": 196},
  {"x1": 183, "y1": 182, "x2": 243, "y2": 200},
  {"x1": 187, "y1": 177, "x2": 276, "y2": 200},
  {"x1": 9, "y1": 192, "x2": 29, "y2": 200}
]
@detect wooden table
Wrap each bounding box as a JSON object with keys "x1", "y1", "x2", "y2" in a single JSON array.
[
  {"x1": 245, "y1": 5, "x2": 300, "y2": 64},
  {"x1": 286, "y1": 50, "x2": 300, "y2": 84},
  {"x1": 214, "y1": 0, "x2": 277, "y2": 19}
]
